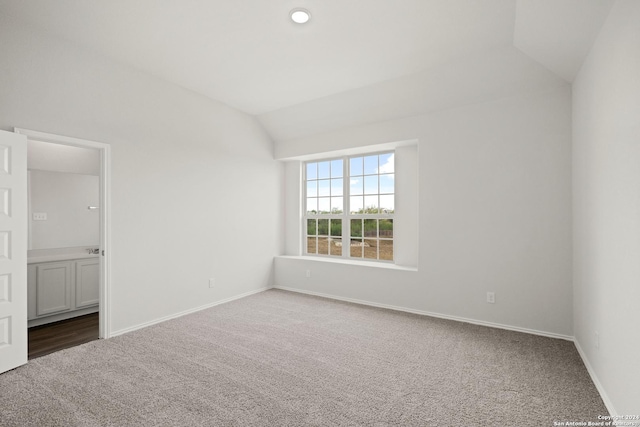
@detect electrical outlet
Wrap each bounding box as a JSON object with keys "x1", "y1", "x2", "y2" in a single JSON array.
[
  {"x1": 595, "y1": 331, "x2": 599, "y2": 349},
  {"x1": 486, "y1": 292, "x2": 495, "y2": 304},
  {"x1": 208, "y1": 278, "x2": 215, "y2": 288},
  {"x1": 33, "y1": 212, "x2": 47, "y2": 221},
  {"x1": 305, "y1": 270, "x2": 311, "y2": 278}
]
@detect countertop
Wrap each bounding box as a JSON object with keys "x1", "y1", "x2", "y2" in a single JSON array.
[{"x1": 28, "y1": 247, "x2": 100, "y2": 264}]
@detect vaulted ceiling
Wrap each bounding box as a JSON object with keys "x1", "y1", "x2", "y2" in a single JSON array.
[{"x1": 1, "y1": 0, "x2": 614, "y2": 141}]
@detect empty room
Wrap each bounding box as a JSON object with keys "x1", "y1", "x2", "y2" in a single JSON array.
[{"x1": 0, "y1": 0, "x2": 638, "y2": 425}]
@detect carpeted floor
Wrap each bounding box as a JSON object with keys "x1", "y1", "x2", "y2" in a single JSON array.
[{"x1": 0, "y1": 289, "x2": 608, "y2": 426}]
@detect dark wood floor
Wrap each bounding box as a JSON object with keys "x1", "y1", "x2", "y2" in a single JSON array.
[{"x1": 28, "y1": 313, "x2": 99, "y2": 360}]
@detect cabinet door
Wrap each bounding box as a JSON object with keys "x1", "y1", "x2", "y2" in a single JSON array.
[
  {"x1": 75, "y1": 259, "x2": 99, "y2": 309},
  {"x1": 36, "y1": 262, "x2": 72, "y2": 316},
  {"x1": 27, "y1": 264, "x2": 37, "y2": 320}
]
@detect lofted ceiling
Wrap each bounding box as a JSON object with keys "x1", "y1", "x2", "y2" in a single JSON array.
[
  {"x1": 514, "y1": 0, "x2": 616, "y2": 82},
  {"x1": 0, "y1": 0, "x2": 614, "y2": 141}
]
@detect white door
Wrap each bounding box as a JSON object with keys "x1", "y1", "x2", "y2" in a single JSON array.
[{"x1": 0, "y1": 130, "x2": 27, "y2": 374}]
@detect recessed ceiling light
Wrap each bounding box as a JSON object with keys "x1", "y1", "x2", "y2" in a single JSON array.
[{"x1": 290, "y1": 8, "x2": 311, "y2": 24}]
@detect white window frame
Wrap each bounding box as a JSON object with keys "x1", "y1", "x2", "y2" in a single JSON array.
[{"x1": 303, "y1": 151, "x2": 395, "y2": 263}]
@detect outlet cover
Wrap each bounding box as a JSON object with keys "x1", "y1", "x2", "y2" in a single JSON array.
[
  {"x1": 209, "y1": 278, "x2": 215, "y2": 288},
  {"x1": 33, "y1": 212, "x2": 47, "y2": 221},
  {"x1": 486, "y1": 292, "x2": 495, "y2": 304},
  {"x1": 305, "y1": 270, "x2": 311, "y2": 278}
]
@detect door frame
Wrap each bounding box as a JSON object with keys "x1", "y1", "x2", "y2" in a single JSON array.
[{"x1": 15, "y1": 128, "x2": 112, "y2": 339}]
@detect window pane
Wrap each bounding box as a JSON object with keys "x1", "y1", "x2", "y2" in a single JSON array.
[
  {"x1": 379, "y1": 153, "x2": 394, "y2": 174},
  {"x1": 331, "y1": 197, "x2": 343, "y2": 213},
  {"x1": 306, "y1": 237, "x2": 317, "y2": 254},
  {"x1": 350, "y1": 240, "x2": 363, "y2": 258},
  {"x1": 318, "y1": 179, "x2": 330, "y2": 197},
  {"x1": 364, "y1": 155, "x2": 378, "y2": 175},
  {"x1": 379, "y1": 195, "x2": 394, "y2": 213},
  {"x1": 307, "y1": 180, "x2": 317, "y2": 197},
  {"x1": 364, "y1": 195, "x2": 378, "y2": 213},
  {"x1": 333, "y1": 223, "x2": 341, "y2": 237},
  {"x1": 350, "y1": 157, "x2": 363, "y2": 176},
  {"x1": 318, "y1": 197, "x2": 330, "y2": 214},
  {"x1": 364, "y1": 219, "x2": 377, "y2": 238},
  {"x1": 364, "y1": 175, "x2": 378, "y2": 195},
  {"x1": 330, "y1": 238, "x2": 342, "y2": 256},
  {"x1": 306, "y1": 162, "x2": 317, "y2": 180},
  {"x1": 330, "y1": 219, "x2": 342, "y2": 237},
  {"x1": 379, "y1": 174, "x2": 394, "y2": 194},
  {"x1": 307, "y1": 219, "x2": 316, "y2": 236},
  {"x1": 350, "y1": 177, "x2": 363, "y2": 195},
  {"x1": 379, "y1": 239, "x2": 393, "y2": 261},
  {"x1": 331, "y1": 159, "x2": 343, "y2": 178},
  {"x1": 329, "y1": 219, "x2": 342, "y2": 255},
  {"x1": 306, "y1": 198, "x2": 317, "y2": 214},
  {"x1": 364, "y1": 239, "x2": 377, "y2": 259},
  {"x1": 350, "y1": 219, "x2": 362, "y2": 237},
  {"x1": 350, "y1": 196, "x2": 363, "y2": 214},
  {"x1": 318, "y1": 219, "x2": 329, "y2": 236},
  {"x1": 331, "y1": 178, "x2": 343, "y2": 196},
  {"x1": 318, "y1": 161, "x2": 330, "y2": 179},
  {"x1": 318, "y1": 237, "x2": 329, "y2": 255},
  {"x1": 379, "y1": 219, "x2": 393, "y2": 238}
]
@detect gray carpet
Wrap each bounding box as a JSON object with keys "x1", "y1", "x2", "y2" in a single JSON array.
[{"x1": 0, "y1": 289, "x2": 608, "y2": 426}]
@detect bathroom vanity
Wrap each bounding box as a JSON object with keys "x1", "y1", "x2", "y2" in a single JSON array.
[{"x1": 27, "y1": 248, "x2": 99, "y2": 327}]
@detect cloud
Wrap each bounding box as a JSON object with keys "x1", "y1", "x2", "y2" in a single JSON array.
[{"x1": 378, "y1": 153, "x2": 394, "y2": 175}]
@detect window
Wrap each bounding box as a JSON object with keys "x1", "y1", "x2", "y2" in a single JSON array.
[{"x1": 305, "y1": 152, "x2": 394, "y2": 262}]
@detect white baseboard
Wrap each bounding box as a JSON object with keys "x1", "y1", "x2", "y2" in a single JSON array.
[
  {"x1": 273, "y1": 286, "x2": 574, "y2": 341},
  {"x1": 574, "y1": 339, "x2": 617, "y2": 416},
  {"x1": 110, "y1": 287, "x2": 270, "y2": 337}
]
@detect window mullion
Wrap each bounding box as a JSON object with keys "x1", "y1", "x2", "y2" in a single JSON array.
[
  {"x1": 343, "y1": 155, "x2": 350, "y2": 258},
  {"x1": 302, "y1": 162, "x2": 307, "y2": 256}
]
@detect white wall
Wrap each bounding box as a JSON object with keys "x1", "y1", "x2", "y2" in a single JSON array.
[
  {"x1": 276, "y1": 85, "x2": 573, "y2": 337},
  {"x1": 27, "y1": 140, "x2": 100, "y2": 176},
  {"x1": 29, "y1": 170, "x2": 99, "y2": 249},
  {"x1": 0, "y1": 18, "x2": 283, "y2": 333},
  {"x1": 573, "y1": 0, "x2": 640, "y2": 415},
  {"x1": 28, "y1": 140, "x2": 100, "y2": 175}
]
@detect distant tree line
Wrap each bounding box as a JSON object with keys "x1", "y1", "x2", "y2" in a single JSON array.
[{"x1": 308, "y1": 212, "x2": 393, "y2": 238}]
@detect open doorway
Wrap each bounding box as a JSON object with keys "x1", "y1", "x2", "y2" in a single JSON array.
[{"x1": 15, "y1": 128, "x2": 111, "y2": 358}]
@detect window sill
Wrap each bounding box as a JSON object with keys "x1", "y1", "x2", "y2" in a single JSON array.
[{"x1": 275, "y1": 255, "x2": 418, "y2": 272}]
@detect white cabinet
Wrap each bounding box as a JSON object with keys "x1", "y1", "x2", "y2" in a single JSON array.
[
  {"x1": 36, "y1": 262, "x2": 72, "y2": 316},
  {"x1": 75, "y1": 259, "x2": 100, "y2": 309},
  {"x1": 28, "y1": 257, "x2": 99, "y2": 326}
]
